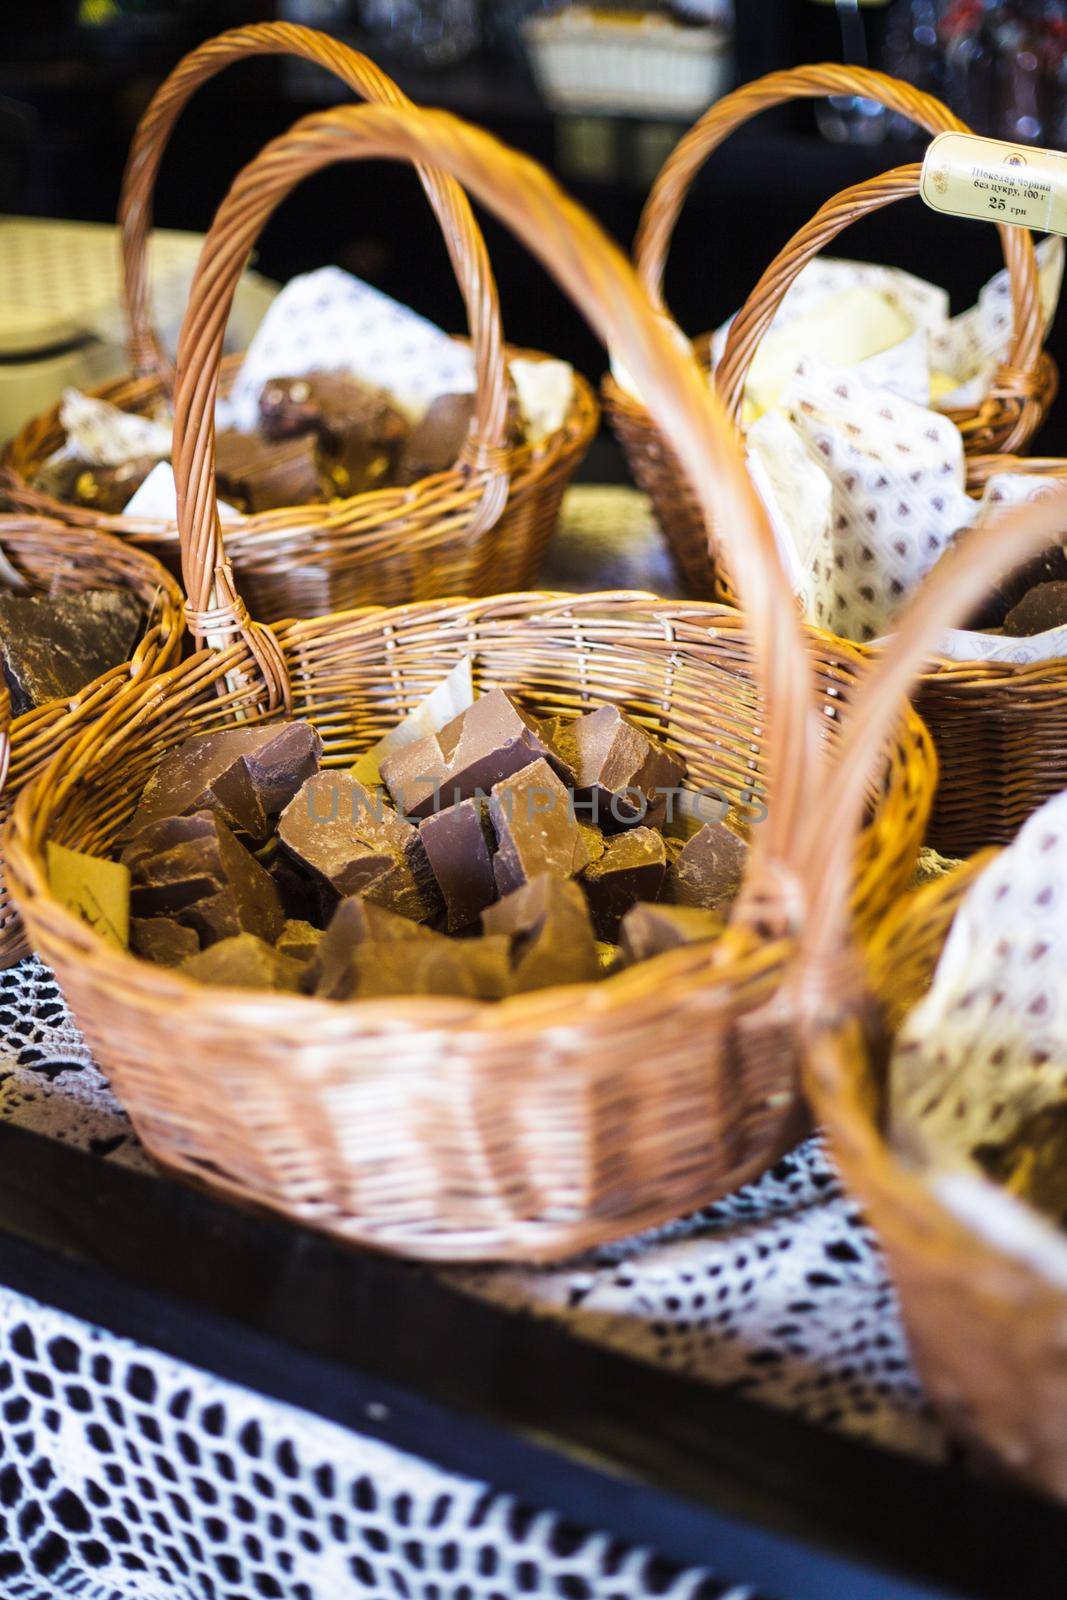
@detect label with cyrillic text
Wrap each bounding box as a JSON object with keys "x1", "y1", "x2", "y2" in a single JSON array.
[{"x1": 921, "y1": 131, "x2": 1067, "y2": 235}]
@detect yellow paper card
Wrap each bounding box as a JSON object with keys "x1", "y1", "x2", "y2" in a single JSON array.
[
  {"x1": 921, "y1": 132, "x2": 1067, "y2": 236},
  {"x1": 47, "y1": 841, "x2": 130, "y2": 950}
]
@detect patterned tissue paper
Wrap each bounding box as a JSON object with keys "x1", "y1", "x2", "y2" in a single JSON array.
[
  {"x1": 49, "y1": 389, "x2": 172, "y2": 470},
  {"x1": 890, "y1": 791, "x2": 1067, "y2": 1285}
]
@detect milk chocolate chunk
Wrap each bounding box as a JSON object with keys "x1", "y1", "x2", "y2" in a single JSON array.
[
  {"x1": 619, "y1": 902, "x2": 724, "y2": 965},
  {"x1": 124, "y1": 811, "x2": 284, "y2": 946},
  {"x1": 420, "y1": 797, "x2": 497, "y2": 931},
  {"x1": 1003, "y1": 581, "x2": 1067, "y2": 637},
  {"x1": 380, "y1": 688, "x2": 556, "y2": 820},
  {"x1": 182, "y1": 933, "x2": 304, "y2": 992},
  {"x1": 975, "y1": 1103, "x2": 1067, "y2": 1228},
  {"x1": 482, "y1": 874, "x2": 599, "y2": 992},
  {"x1": 490, "y1": 758, "x2": 591, "y2": 896},
  {"x1": 275, "y1": 919, "x2": 325, "y2": 965},
  {"x1": 278, "y1": 772, "x2": 439, "y2": 921},
  {"x1": 215, "y1": 428, "x2": 323, "y2": 513},
  {"x1": 126, "y1": 721, "x2": 322, "y2": 843},
  {"x1": 259, "y1": 372, "x2": 409, "y2": 498},
  {"x1": 396, "y1": 392, "x2": 474, "y2": 484},
  {"x1": 130, "y1": 916, "x2": 199, "y2": 967},
  {"x1": 0, "y1": 589, "x2": 143, "y2": 716},
  {"x1": 346, "y1": 936, "x2": 512, "y2": 1001},
  {"x1": 581, "y1": 827, "x2": 666, "y2": 940},
  {"x1": 550, "y1": 705, "x2": 686, "y2": 830},
  {"x1": 56, "y1": 455, "x2": 158, "y2": 515},
  {"x1": 308, "y1": 895, "x2": 441, "y2": 999},
  {"x1": 664, "y1": 820, "x2": 747, "y2": 911}
]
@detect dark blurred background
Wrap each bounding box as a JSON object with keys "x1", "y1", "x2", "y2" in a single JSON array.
[{"x1": 2, "y1": 0, "x2": 1067, "y2": 458}]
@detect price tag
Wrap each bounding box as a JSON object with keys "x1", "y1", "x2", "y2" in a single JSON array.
[{"x1": 921, "y1": 131, "x2": 1067, "y2": 235}]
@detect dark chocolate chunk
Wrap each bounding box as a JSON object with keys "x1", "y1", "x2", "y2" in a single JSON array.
[
  {"x1": 123, "y1": 811, "x2": 284, "y2": 947},
  {"x1": 275, "y1": 919, "x2": 325, "y2": 965},
  {"x1": 1003, "y1": 581, "x2": 1067, "y2": 637},
  {"x1": 549, "y1": 705, "x2": 686, "y2": 830},
  {"x1": 619, "y1": 902, "x2": 724, "y2": 965},
  {"x1": 258, "y1": 372, "x2": 408, "y2": 498},
  {"x1": 664, "y1": 820, "x2": 747, "y2": 911},
  {"x1": 490, "y1": 758, "x2": 591, "y2": 896},
  {"x1": 975, "y1": 1103, "x2": 1067, "y2": 1228},
  {"x1": 130, "y1": 916, "x2": 199, "y2": 968},
  {"x1": 419, "y1": 797, "x2": 497, "y2": 931},
  {"x1": 580, "y1": 827, "x2": 666, "y2": 940},
  {"x1": 278, "y1": 772, "x2": 439, "y2": 921},
  {"x1": 345, "y1": 936, "x2": 512, "y2": 1000},
  {"x1": 48, "y1": 456, "x2": 158, "y2": 515},
  {"x1": 307, "y1": 896, "x2": 441, "y2": 999},
  {"x1": 482, "y1": 874, "x2": 599, "y2": 992},
  {"x1": 215, "y1": 428, "x2": 323, "y2": 513},
  {"x1": 126, "y1": 721, "x2": 322, "y2": 844},
  {"x1": 0, "y1": 589, "x2": 143, "y2": 717},
  {"x1": 396, "y1": 393, "x2": 474, "y2": 485},
  {"x1": 182, "y1": 933, "x2": 304, "y2": 992},
  {"x1": 380, "y1": 688, "x2": 557, "y2": 820}
]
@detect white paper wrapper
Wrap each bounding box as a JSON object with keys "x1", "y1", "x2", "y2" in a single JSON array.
[
  {"x1": 349, "y1": 659, "x2": 475, "y2": 789},
  {"x1": 57, "y1": 389, "x2": 172, "y2": 467}
]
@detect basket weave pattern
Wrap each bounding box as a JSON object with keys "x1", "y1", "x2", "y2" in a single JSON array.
[
  {"x1": 6, "y1": 102, "x2": 935, "y2": 1262},
  {"x1": 603, "y1": 65, "x2": 1054, "y2": 598},
  {"x1": 1, "y1": 24, "x2": 597, "y2": 620}
]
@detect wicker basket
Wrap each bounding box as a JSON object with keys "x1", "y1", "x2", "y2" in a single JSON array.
[
  {"x1": 0, "y1": 515, "x2": 183, "y2": 966},
  {"x1": 602, "y1": 64, "x2": 1055, "y2": 598},
  {"x1": 788, "y1": 483, "x2": 1067, "y2": 1500},
  {"x1": 716, "y1": 184, "x2": 1067, "y2": 857},
  {"x1": 1, "y1": 22, "x2": 597, "y2": 622},
  {"x1": 6, "y1": 101, "x2": 935, "y2": 1262}
]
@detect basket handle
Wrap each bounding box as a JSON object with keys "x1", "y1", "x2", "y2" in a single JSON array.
[
  {"x1": 636, "y1": 64, "x2": 975, "y2": 315},
  {"x1": 797, "y1": 480, "x2": 1067, "y2": 990},
  {"x1": 119, "y1": 21, "x2": 510, "y2": 518},
  {"x1": 715, "y1": 165, "x2": 1045, "y2": 453},
  {"x1": 173, "y1": 100, "x2": 825, "y2": 882}
]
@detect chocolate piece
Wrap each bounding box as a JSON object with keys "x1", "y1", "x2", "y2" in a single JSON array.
[
  {"x1": 182, "y1": 933, "x2": 304, "y2": 992},
  {"x1": 419, "y1": 797, "x2": 497, "y2": 931},
  {"x1": 0, "y1": 589, "x2": 143, "y2": 717},
  {"x1": 259, "y1": 372, "x2": 408, "y2": 497},
  {"x1": 215, "y1": 428, "x2": 323, "y2": 513},
  {"x1": 581, "y1": 827, "x2": 666, "y2": 940},
  {"x1": 490, "y1": 758, "x2": 591, "y2": 896},
  {"x1": 482, "y1": 874, "x2": 599, "y2": 992},
  {"x1": 49, "y1": 455, "x2": 158, "y2": 515},
  {"x1": 664, "y1": 820, "x2": 747, "y2": 911},
  {"x1": 130, "y1": 916, "x2": 199, "y2": 968},
  {"x1": 278, "y1": 772, "x2": 439, "y2": 921},
  {"x1": 619, "y1": 902, "x2": 724, "y2": 965},
  {"x1": 275, "y1": 919, "x2": 325, "y2": 965},
  {"x1": 975, "y1": 1103, "x2": 1067, "y2": 1228},
  {"x1": 345, "y1": 936, "x2": 512, "y2": 1001},
  {"x1": 549, "y1": 705, "x2": 686, "y2": 830},
  {"x1": 126, "y1": 721, "x2": 322, "y2": 843},
  {"x1": 123, "y1": 811, "x2": 284, "y2": 947},
  {"x1": 396, "y1": 392, "x2": 474, "y2": 484},
  {"x1": 307, "y1": 896, "x2": 441, "y2": 999},
  {"x1": 380, "y1": 688, "x2": 557, "y2": 820},
  {"x1": 1003, "y1": 581, "x2": 1067, "y2": 637}
]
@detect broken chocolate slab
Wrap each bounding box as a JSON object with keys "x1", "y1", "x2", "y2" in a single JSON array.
[
  {"x1": 396, "y1": 392, "x2": 474, "y2": 485},
  {"x1": 307, "y1": 895, "x2": 441, "y2": 999},
  {"x1": 420, "y1": 797, "x2": 497, "y2": 931},
  {"x1": 130, "y1": 916, "x2": 199, "y2": 967},
  {"x1": 380, "y1": 688, "x2": 557, "y2": 820},
  {"x1": 275, "y1": 919, "x2": 325, "y2": 965},
  {"x1": 0, "y1": 589, "x2": 144, "y2": 717},
  {"x1": 482, "y1": 874, "x2": 599, "y2": 992},
  {"x1": 975, "y1": 1103, "x2": 1067, "y2": 1228},
  {"x1": 345, "y1": 935, "x2": 512, "y2": 1001},
  {"x1": 278, "y1": 772, "x2": 439, "y2": 921},
  {"x1": 215, "y1": 428, "x2": 323, "y2": 513},
  {"x1": 49, "y1": 455, "x2": 158, "y2": 515},
  {"x1": 123, "y1": 811, "x2": 284, "y2": 946},
  {"x1": 619, "y1": 902, "x2": 724, "y2": 965},
  {"x1": 1003, "y1": 580, "x2": 1067, "y2": 637},
  {"x1": 259, "y1": 372, "x2": 409, "y2": 499},
  {"x1": 126, "y1": 721, "x2": 322, "y2": 844},
  {"x1": 549, "y1": 705, "x2": 686, "y2": 830},
  {"x1": 664, "y1": 820, "x2": 747, "y2": 912},
  {"x1": 183, "y1": 933, "x2": 304, "y2": 992},
  {"x1": 490, "y1": 758, "x2": 591, "y2": 896},
  {"x1": 581, "y1": 827, "x2": 666, "y2": 940}
]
